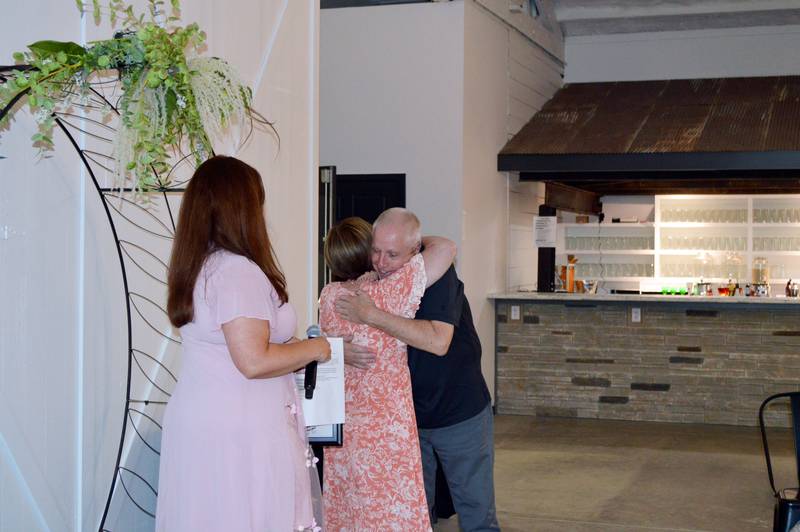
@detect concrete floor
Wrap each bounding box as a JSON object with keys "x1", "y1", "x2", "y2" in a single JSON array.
[{"x1": 434, "y1": 415, "x2": 794, "y2": 532}]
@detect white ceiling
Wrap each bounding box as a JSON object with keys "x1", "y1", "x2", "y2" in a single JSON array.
[{"x1": 552, "y1": 0, "x2": 800, "y2": 36}]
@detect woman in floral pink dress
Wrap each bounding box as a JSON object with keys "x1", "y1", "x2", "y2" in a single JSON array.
[{"x1": 319, "y1": 216, "x2": 455, "y2": 531}]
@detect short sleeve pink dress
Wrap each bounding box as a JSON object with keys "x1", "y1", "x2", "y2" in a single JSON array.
[
  {"x1": 320, "y1": 253, "x2": 431, "y2": 531},
  {"x1": 155, "y1": 250, "x2": 321, "y2": 532}
]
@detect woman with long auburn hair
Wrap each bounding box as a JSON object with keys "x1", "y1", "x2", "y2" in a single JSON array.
[{"x1": 155, "y1": 156, "x2": 330, "y2": 532}]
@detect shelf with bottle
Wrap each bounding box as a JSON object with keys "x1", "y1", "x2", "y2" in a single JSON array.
[
  {"x1": 657, "y1": 196, "x2": 748, "y2": 224},
  {"x1": 560, "y1": 222, "x2": 654, "y2": 228},
  {"x1": 659, "y1": 250, "x2": 744, "y2": 256},
  {"x1": 752, "y1": 228, "x2": 800, "y2": 252},
  {"x1": 659, "y1": 277, "x2": 740, "y2": 282},
  {"x1": 574, "y1": 262, "x2": 654, "y2": 278},
  {"x1": 565, "y1": 235, "x2": 654, "y2": 251},
  {"x1": 558, "y1": 250, "x2": 655, "y2": 255},
  {"x1": 753, "y1": 223, "x2": 800, "y2": 228},
  {"x1": 751, "y1": 258, "x2": 799, "y2": 281},
  {"x1": 659, "y1": 257, "x2": 745, "y2": 280},
  {"x1": 659, "y1": 231, "x2": 747, "y2": 252},
  {"x1": 753, "y1": 206, "x2": 800, "y2": 224},
  {"x1": 753, "y1": 251, "x2": 800, "y2": 257},
  {"x1": 659, "y1": 222, "x2": 748, "y2": 229}
]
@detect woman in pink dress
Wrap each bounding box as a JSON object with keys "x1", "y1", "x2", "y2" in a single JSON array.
[
  {"x1": 319, "y1": 215, "x2": 455, "y2": 531},
  {"x1": 155, "y1": 156, "x2": 331, "y2": 532}
]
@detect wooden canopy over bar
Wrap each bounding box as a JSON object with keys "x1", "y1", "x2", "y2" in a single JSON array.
[{"x1": 498, "y1": 76, "x2": 800, "y2": 195}]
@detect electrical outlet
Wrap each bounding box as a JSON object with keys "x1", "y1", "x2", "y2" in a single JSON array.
[
  {"x1": 511, "y1": 305, "x2": 520, "y2": 321},
  {"x1": 631, "y1": 307, "x2": 641, "y2": 323}
]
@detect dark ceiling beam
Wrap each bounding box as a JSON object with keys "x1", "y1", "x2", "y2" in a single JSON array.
[
  {"x1": 544, "y1": 182, "x2": 601, "y2": 214},
  {"x1": 559, "y1": 9, "x2": 800, "y2": 37},
  {"x1": 321, "y1": 0, "x2": 430, "y2": 8},
  {"x1": 499, "y1": 151, "x2": 800, "y2": 174},
  {"x1": 557, "y1": 180, "x2": 800, "y2": 196}
]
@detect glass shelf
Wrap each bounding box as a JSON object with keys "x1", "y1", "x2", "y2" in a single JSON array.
[
  {"x1": 559, "y1": 250, "x2": 654, "y2": 255},
  {"x1": 553, "y1": 195, "x2": 800, "y2": 285},
  {"x1": 561, "y1": 222, "x2": 654, "y2": 228},
  {"x1": 659, "y1": 223, "x2": 748, "y2": 228},
  {"x1": 660, "y1": 250, "x2": 744, "y2": 255}
]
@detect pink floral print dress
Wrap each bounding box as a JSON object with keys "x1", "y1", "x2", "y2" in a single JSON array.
[{"x1": 320, "y1": 253, "x2": 431, "y2": 532}]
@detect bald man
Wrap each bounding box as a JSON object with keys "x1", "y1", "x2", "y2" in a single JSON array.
[{"x1": 337, "y1": 208, "x2": 499, "y2": 532}]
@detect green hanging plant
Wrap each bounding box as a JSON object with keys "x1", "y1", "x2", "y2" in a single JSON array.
[{"x1": 0, "y1": 0, "x2": 264, "y2": 191}]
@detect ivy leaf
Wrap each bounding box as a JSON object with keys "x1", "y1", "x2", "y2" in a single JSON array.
[
  {"x1": 31, "y1": 132, "x2": 52, "y2": 145},
  {"x1": 74, "y1": 0, "x2": 83, "y2": 13},
  {"x1": 92, "y1": 0, "x2": 101, "y2": 23},
  {"x1": 145, "y1": 70, "x2": 161, "y2": 88},
  {"x1": 12, "y1": 52, "x2": 24, "y2": 62},
  {"x1": 56, "y1": 51, "x2": 68, "y2": 64},
  {"x1": 97, "y1": 55, "x2": 110, "y2": 68},
  {"x1": 28, "y1": 40, "x2": 86, "y2": 60},
  {"x1": 164, "y1": 87, "x2": 177, "y2": 120}
]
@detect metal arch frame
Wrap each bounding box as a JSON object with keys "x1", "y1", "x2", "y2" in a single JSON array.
[{"x1": 0, "y1": 65, "x2": 185, "y2": 531}]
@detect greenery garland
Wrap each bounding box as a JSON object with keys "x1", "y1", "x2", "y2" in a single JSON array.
[{"x1": 0, "y1": 0, "x2": 262, "y2": 190}]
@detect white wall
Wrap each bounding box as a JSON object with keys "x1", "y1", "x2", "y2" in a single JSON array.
[
  {"x1": 498, "y1": 5, "x2": 563, "y2": 293},
  {"x1": 0, "y1": 3, "x2": 84, "y2": 530},
  {"x1": 463, "y1": 0, "x2": 508, "y2": 400},
  {"x1": 565, "y1": 25, "x2": 800, "y2": 82},
  {"x1": 320, "y1": 2, "x2": 465, "y2": 244},
  {"x1": 462, "y1": 1, "x2": 562, "y2": 399},
  {"x1": 0, "y1": 1, "x2": 318, "y2": 530},
  {"x1": 321, "y1": 1, "x2": 563, "y2": 399}
]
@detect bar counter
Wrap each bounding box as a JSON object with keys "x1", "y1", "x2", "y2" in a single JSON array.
[
  {"x1": 490, "y1": 291, "x2": 800, "y2": 426},
  {"x1": 491, "y1": 291, "x2": 800, "y2": 305}
]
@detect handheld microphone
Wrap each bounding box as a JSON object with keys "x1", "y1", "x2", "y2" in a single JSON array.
[{"x1": 303, "y1": 325, "x2": 322, "y2": 399}]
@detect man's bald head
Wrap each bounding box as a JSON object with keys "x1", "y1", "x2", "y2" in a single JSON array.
[
  {"x1": 373, "y1": 208, "x2": 421, "y2": 251},
  {"x1": 371, "y1": 208, "x2": 422, "y2": 278}
]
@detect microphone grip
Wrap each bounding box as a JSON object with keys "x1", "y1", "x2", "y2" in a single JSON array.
[
  {"x1": 303, "y1": 324, "x2": 322, "y2": 399},
  {"x1": 303, "y1": 360, "x2": 318, "y2": 399}
]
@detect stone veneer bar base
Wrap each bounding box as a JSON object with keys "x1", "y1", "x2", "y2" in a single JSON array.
[{"x1": 494, "y1": 298, "x2": 800, "y2": 426}]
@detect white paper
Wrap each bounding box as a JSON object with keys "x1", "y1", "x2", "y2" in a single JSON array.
[
  {"x1": 533, "y1": 215, "x2": 557, "y2": 248},
  {"x1": 307, "y1": 424, "x2": 337, "y2": 439},
  {"x1": 295, "y1": 337, "x2": 345, "y2": 427}
]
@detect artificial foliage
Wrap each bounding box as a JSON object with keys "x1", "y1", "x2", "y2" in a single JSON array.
[{"x1": 0, "y1": 0, "x2": 262, "y2": 190}]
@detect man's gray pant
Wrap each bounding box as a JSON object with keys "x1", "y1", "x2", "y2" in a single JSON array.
[{"x1": 418, "y1": 404, "x2": 500, "y2": 531}]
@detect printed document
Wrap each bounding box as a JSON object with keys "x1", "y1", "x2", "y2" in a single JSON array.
[{"x1": 295, "y1": 337, "x2": 345, "y2": 427}]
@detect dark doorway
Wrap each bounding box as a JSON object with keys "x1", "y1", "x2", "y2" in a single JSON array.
[
  {"x1": 334, "y1": 173, "x2": 405, "y2": 224},
  {"x1": 318, "y1": 168, "x2": 405, "y2": 294}
]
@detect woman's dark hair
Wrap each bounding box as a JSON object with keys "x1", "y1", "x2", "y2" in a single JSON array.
[
  {"x1": 167, "y1": 155, "x2": 287, "y2": 327},
  {"x1": 324, "y1": 217, "x2": 373, "y2": 282}
]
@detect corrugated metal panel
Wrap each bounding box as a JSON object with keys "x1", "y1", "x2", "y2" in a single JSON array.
[
  {"x1": 658, "y1": 78, "x2": 722, "y2": 106},
  {"x1": 629, "y1": 103, "x2": 710, "y2": 153},
  {"x1": 565, "y1": 105, "x2": 652, "y2": 154},
  {"x1": 602, "y1": 80, "x2": 668, "y2": 109},
  {"x1": 775, "y1": 76, "x2": 800, "y2": 102},
  {"x1": 695, "y1": 102, "x2": 770, "y2": 152},
  {"x1": 499, "y1": 76, "x2": 800, "y2": 157},
  {"x1": 541, "y1": 82, "x2": 614, "y2": 110},
  {"x1": 765, "y1": 101, "x2": 800, "y2": 150},
  {"x1": 715, "y1": 76, "x2": 779, "y2": 103},
  {"x1": 501, "y1": 106, "x2": 597, "y2": 154}
]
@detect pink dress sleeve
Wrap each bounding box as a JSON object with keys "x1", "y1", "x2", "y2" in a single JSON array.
[
  {"x1": 208, "y1": 255, "x2": 277, "y2": 327},
  {"x1": 361, "y1": 253, "x2": 426, "y2": 319}
]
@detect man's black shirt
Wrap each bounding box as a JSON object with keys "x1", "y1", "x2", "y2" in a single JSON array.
[{"x1": 407, "y1": 265, "x2": 490, "y2": 429}]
